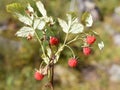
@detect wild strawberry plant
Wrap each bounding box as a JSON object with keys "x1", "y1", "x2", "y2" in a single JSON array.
[{"x1": 7, "y1": 1, "x2": 104, "y2": 90}]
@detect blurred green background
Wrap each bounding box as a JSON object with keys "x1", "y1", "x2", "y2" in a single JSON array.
[{"x1": 0, "y1": 0, "x2": 120, "y2": 90}]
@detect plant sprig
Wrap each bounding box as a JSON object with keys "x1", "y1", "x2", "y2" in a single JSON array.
[{"x1": 6, "y1": 1, "x2": 104, "y2": 90}]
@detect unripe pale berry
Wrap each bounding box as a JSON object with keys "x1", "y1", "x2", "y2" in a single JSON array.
[
  {"x1": 27, "y1": 34, "x2": 32, "y2": 40},
  {"x1": 34, "y1": 71, "x2": 44, "y2": 80},
  {"x1": 49, "y1": 37, "x2": 59, "y2": 45},
  {"x1": 83, "y1": 47, "x2": 91, "y2": 55},
  {"x1": 86, "y1": 36, "x2": 96, "y2": 45},
  {"x1": 25, "y1": 9, "x2": 32, "y2": 16},
  {"x1": 68, "y1": 58, "x2": 77, "y2": 67}
]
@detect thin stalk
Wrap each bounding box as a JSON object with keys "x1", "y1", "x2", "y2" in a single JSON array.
[
  {"x1": 66, "y1": 35, "x2": 79, "y2": 45},
  {"x1": 34, "y1": 31, "x2": 46, "y2": 57},
  {"x1": 63, "y1": 33, "x2": 69, "y2": 45},
  {"x1": 67, "y1": 37, "x2": 84, "y2": 45},
  {"x1": 39, "y1": 61, "x2": 44, "y2": 72},
  {"x1": 55, "y1": 33, "x2": 69, "y2": 56},
  {"x1": 65, "y1": 45, "x2": 75, "y2": 58}
]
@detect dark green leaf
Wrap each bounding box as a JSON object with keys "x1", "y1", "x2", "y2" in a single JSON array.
[{"x1": 6, "y1": 3, "x2": 25, "y2": 15}]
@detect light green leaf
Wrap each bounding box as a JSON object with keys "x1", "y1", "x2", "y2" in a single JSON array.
[
  {"x1": 15, "y1": 26, "x2": 34, "y2": 37},
  {"x1": 17, "y1": 14, "x2": 32, "y2": 26},
  {"x1": 33, "y1": 19, "x2": 40, "y2": 29},
  {"x1": 86, "y1": 14, "x2": 93, "y2": 27},
  {"x1": 69, "y1": 17, "x2": 84, "y2": 34},
  {"x1": 27, "y1": 4, "x2": 34, "y2": 20},
  {"x1": 58, "y1": 18, "x2": 69, "y2": 33},
  {"x1": 36, "y1": 1, "x2": 47, "y2": 17},
  {"x1": 47, "y1": 47, "x2": 52, "y2": 58},
  {"x1": 41, "y1": 54, "x2": 49, "y2": 64},
  {"x1": 33, "y1": 18, "x2": 46, "y2": 30},
  {"x1": 48, "y1": 16, "x2": 55, "y2": 25},
  {"x1": 82, "y1": 12, "x2": 93, "y2": 27},
  {"x1": 67, "y1": 14, "x2": 72, "y2": 27},
  {"x1": 27, "y1": 4, "x2": 34, "y2": 12},
  {"x1": 98, "y1": 41, "x2": 104, "y2": 50},
  {"x1": 37, "y1": 21, "x2": 46, "y2": 30},
  {"x1": 70, "y1": 23, "x2": 84, "y2": 34}
]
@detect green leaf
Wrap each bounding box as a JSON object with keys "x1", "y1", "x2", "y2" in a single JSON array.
[
  {"x1": 70, "y1": 23, "x2": 84, "y2": 34},
  {"x1": 92, "y1": 31, "x2": 104, "y2": 50},
  {"x1": 98, "y1": 41, "x2": 104, "y2": 50},
  {"x1": 36, "y1": 1, "x2": 47, "y2": 17},
  {"x1": 17, "y1": 14, "x2": 32, "y2": 26},
  {"x1": 33, "y1": 18, "x2": 46, "y2": 30},
  {"x1": 27, "y1": 4, "x2": 34, "y2": 13},
  {"x1": 67, "y1": 14, "x2": 72, "y2": 27},
  {"x1": 68, "y1": 15, "x2": 84, "y2": 34},
  {"x1": 27, "y1": 4, "x2": 34, "y2": 20},
  {"x1": 37, "y1": 21, "x2": 46, "y2": 30},
  {"x1": 58, "y1": 18, "x2": 69, "y2": 33},
  {"x1": 33, "y1": 19, "x2": 41, "y2": 29},
  {"x1": 6, "y1": 3, "x2": 24, "y2": 15},
  {"x1": 82, "y1": 12, "x2": 93, "y2": 27},
  {"x1": 58, "y1": 14, "x2": 84, "y2": 34},
  {"x1": 36, "y1": 30, "x2": 43, "y2": 39},
  {"x1": 15, "y1": 26, "x2": 34, "y2": 37}
]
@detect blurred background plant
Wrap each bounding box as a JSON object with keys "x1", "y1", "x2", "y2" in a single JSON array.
[{"x1": 0, "y1": 0, "x2": 120, "y2": 90}]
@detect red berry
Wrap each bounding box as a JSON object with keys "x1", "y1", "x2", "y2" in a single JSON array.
[
  {"x1": 27, "y1": 34, "x2": 32, "y2": 40},
  {"x1": 86, "y1": 36, "x2": 96, "y2": 45},
  {"x1": 50, "y1": 37, "x2": 59, "y2": 45},
  {"x1": 68, "y1": 58, "x2": 77, "y2": 67},
  {"x1": 83, "y1": 47, "x2": 91, "y2": 55},
  {"x1": 34, "y1": 71, "x2": 44, "y2": 80}
]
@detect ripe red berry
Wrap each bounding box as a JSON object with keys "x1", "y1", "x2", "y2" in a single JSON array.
[
  {"x1": 68, "y1": 58, "x2": 77, "y2": 67},
  {"x1": 34, "y1": 71, "x2": 44, "y2": 80},
  {"x1": 86, "y1": 36, "x2": 96, "y2": 45},
  {"x1": 83, "y1": 47, "x2": 91, "y2": 55},
  {"x1": 27, "y1": 34, "x2": 32, "y2": 40},
  {"x1": 50, "y1": 37, "x2": 59, "y2": 45}
]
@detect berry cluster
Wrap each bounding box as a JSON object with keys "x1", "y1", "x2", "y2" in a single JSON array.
[
  {"x1": 83, "y1": 35, "x2": 96, "y2": 56},
  {"x1": 34, "y1": 35, "x2": 96, "y2": 80}
]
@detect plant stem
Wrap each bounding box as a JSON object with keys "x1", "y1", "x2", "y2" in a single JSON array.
[
  {"x1": 63, "y1": 33, "x2": 69, "y2": 45},
  {"x1": 55, "y1": 33, "x2": 69, "y2": 56},
  {"x1": 34, "y1": 31, "x2": 46, "y2": 57},
  {"x1": 50, "y1": 63, "x2": 54, "y2": 90},
  {"x1": 67, "y1": 36, "x2": 84, "y2": 45},
  {"x1": 66, "y1": 35, "x2": 79, "y2": 45}
]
